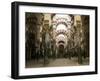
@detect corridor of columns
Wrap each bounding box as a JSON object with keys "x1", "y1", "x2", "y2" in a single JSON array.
[{"x1": 25, "y1": 13, "x2": 89, "y2": 68}]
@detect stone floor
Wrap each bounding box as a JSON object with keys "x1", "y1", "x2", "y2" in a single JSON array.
[{"x1": 26, "y1": 57, "x2": 89, "y2": 68}]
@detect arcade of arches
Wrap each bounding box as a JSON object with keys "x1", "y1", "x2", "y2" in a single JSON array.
[{"x1": 25, "y1": 13, "x2": 89, "y2": 68}]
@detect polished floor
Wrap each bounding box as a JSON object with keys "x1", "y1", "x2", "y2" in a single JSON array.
[{"x1": 26, "y1": 57, "x2": 89, "y2": 68}]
